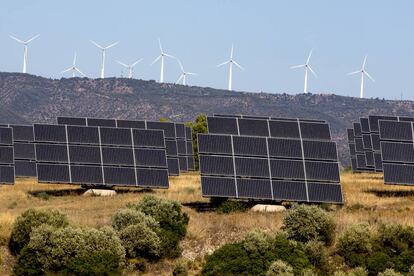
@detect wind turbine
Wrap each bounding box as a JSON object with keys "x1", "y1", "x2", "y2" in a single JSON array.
[
  {"x1": 176, "y1": 59, "x2": 197, "y2": 85},
  {"x1": 291, "y1": 50, "x2": 317, "y2": 94},
  {"x1": 151, "y1": 39, "x2": 175, "y2": 83},
  {"x1": 61, "y1": 52, "x2": 86, "y2": 78},
  {"x1": 348, "y1": 56, "x2": 375, "y2": 98},
  {"x1": 116, "y1": 59, "x2": 143, "y2": 79},
  {"x1": 90, "y1": 40, "x2": 119, "y2": 78},
  {"x1": 9, "y1": 34, "x2": 40, "y2": 73},
  {"x1": 217, "y1": 44, "x2": 244, "y2": 91}
]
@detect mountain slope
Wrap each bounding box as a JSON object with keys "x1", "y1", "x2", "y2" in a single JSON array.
[{"x1": 1, "y1": 72, "x2": 413, "y2": 166}]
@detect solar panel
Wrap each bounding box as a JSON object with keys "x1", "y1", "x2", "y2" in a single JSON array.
[
  {"x1": 34, "y1": 124, "x2": 169, "y2": 188},
  {"x1": 7, "y1": 125, "x2": 37, "y2": 177},
  {"x1": 378, "y1": 119, "x2": 414, "y2": 185},
  {"x1": 15, "y1": 160, "x2": 37, "y2": 177},
  {"x1": 56, "y1": 117, "x2": 193, "y2": 175},
  {"x1": 198, "y1": 118, "x2": 343, "y2": 204},
  {"x1": 0, "y1": 127, "x2": 15, "y2": 184}
]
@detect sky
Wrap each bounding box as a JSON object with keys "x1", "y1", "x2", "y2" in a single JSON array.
[{"x1": 0, "y1": 1, "x2": 413, "y2": 100}]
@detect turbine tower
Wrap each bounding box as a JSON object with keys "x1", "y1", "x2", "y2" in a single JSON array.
[
  {"x1": 291, "y1": 50, "x2": 317, "y2": 93},
  {"x1": 61, "y1": 52, "x2": 86, "y2": 78},
  {"x1": 9, "y1": 34, "x2": 40, "y2": 73},
  {"x1": 176, "y1": 59, "x2": 197, "y2": 85},
  {"x1": 217, "y1": 44, "x2": 244, "y2": 91},
  {"x1": 348, "y1": 56, "x2": 375, "y2": 98},
  {"x1": 116, "y1": 59, "x2": 143, "y2": 79},
  {"x1": 151, "y1": 39, "x2": 175, "y2": 83},
  {"x1": 90, "y1": 40, "x2": 119, "y2": 78}
]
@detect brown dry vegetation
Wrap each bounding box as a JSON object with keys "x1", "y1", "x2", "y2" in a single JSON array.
[{"x1": 1, "y1": 171, "x2": 414, "y2": 275}]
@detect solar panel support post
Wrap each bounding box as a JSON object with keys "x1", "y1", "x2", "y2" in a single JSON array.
[
  {"x1": 297, "y1": 119, "x2": 310, "y2": 202},
  {"x1": 230, "y1": 135, "x2": 239, "y2": 198}
]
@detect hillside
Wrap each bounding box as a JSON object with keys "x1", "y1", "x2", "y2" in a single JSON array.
[{"x1": 1, "y1": 72, "x2": 414, "y2": 166}]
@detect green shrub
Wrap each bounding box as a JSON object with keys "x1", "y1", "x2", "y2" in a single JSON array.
[
  {"x1": 13, "y1": 224, "x2": 125, "y2": 275},
  {"x1": 282, "y1": 205, "x2": 335, "y2": 244},
  {"x1": 202, "y1": 232, "x2": 311, "y2": 276},
  {"x1": 217, "y1": 200, "x2": 249, "y2": 214},
  {"x1": 305, "y1": 240, "x2": 328, "y2": 272},
  {"x1": 375, "y1": 224, "x2": 414, "y2": 255},
  {"x1": 333, "y1": 267, "x2": 368, "y2": 276},
  {"x1": 242, "y1": 230, "x2": 272, "y2": 254},
  {"x1": 9, "y1": 208, "x2": 69, "y2": 254},
  {"x1": 336, "y1": 223, "x2": 373, "y2": 267},
  {"x1": 111, "y1": 208, "x2": 158, "y2": 231},
  {"x1": 407, "y1": 264, "x2": 414, "y2": 276},
  {"x1": 378, "y1": 268, "x2": 403, "y2": 276},
  {"x1": 129, "y1": 196, "x2": 189, "y2": 258},
  {"x1": 173, "y1": 259, "x2": 188, "y2": 276},
  {"x1": 119, "y1": 223, "x2": 161, "y2": 259},
  {"x1": 366, "y1": 251, "x2": 393, "y2": 275},
  {"x1": 266, "y1": 260, "x2": 294, "y2": 276}
]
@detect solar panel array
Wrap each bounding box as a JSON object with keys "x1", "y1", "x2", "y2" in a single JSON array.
[
  {"x1": 0, "y1": 127, "x2": 15, "y2": 184},
  {"x1": 198, "y1": 114, "x2": 343, "y2": 204},
  {"x1": 348, "y1": 115, "x2": 414, "y2": 173},
  {"x1": 7, "y1": 125, "x2": 37, "y2": 177},
  {"x1": 34, "y1": 124, "x2": 169, "y2": 188},
  {"x1": 379, "y1": 119, "x2": 414, "y2": 185},
  {"x1": 57, "y1": 117, "x2": 195, "y2": 176}
]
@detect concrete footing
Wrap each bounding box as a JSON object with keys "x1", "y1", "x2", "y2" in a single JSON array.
[
  {"x1": 251, "y1": 204, "x2": 286, "y2": 213},
  {"x1": 83, "y1": 189, "x2": 117, "y2": 197}
]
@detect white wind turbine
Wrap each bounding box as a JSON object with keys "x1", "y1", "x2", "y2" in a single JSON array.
[
  {"x1": 151, "y1": 39, "x2": 175, "y2": 83},
  {"x1": 176, "y1": 59, "x2": 197, "y2": 85},
  {"x1": 116, "y1": 59, "x2": 143, "y2": 79},
  {"x1": 9, "y1": 34, "x2": 40, "y2": 73},
  {"x1": 217, "y1": 44, "x2": 244, "y2": 91},
  {"x1": 291, "y1": 50, "x2": 317, "y2": 93},
  {"x1": 90, "y1": 40, "x2": 119, "y2": 78},
  {"x1": 61, "y1": 52, "x2": 86, "y2": 78},
  {"x1": 348, "y1": 56, "x2": 374, "y2": 98}
]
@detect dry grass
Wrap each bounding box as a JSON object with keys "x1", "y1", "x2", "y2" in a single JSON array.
[{"x1": 1, "y1": 171, "x2": 414, "y2": 275}]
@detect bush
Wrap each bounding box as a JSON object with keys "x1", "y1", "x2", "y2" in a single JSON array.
[
  {"x1": 282, "y1": 205, "x2": 335, "y2": 244},
  {"x1": 408, "y1": 264, "x2": 414, "y2": 276},
  {"x1": 266, "y1": 260, "x2": 294, "y2": 276},
  {"x1": 375, "y1": 224, "x2": 414, "y2": 255},
  {"x1": 378, "y1": 268, "x2": 403, "y2": 276},
  {"x1": 202, "y1": 232, "x2": 311, "y2": 275},
  {"x1": 173, "y1": 259, "x2": 188, "y2": 276},
  {"x1": 118, "y1": 223, "x2": 161, "y2": 260},
  {"x1": 129, "y1": 196, "x2": 189, "y2": 258},
  {"x1": 217, "y1": 200, "x2": 249, "y2": 214},
  {"x1": 9, "y1": 208, "x2": 69, "y2": 254},
  {"x1": 336, "y1": 223, "x2": 373, "y2": 267},
  {"x1": 111, "y1": 208, "x2": 158, "y2": 231},
  {"x1": 13, "y1": 224, "x2": 125, "y2": 275},
  {"x1": 333, "y1": 267, "x2": 368, "y2": 276},
  {"x1": 305, "y1": 240, "x2": 328, "y2": 272}
]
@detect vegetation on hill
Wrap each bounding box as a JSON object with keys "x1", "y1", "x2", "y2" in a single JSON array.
[{"x1": 1, "y1": 72, "x2": 414, "y2": 165}]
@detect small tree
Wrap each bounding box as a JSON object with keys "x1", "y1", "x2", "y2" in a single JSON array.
[{"x1": 266, "y1": 260, "x2": 294, "y2": 276}]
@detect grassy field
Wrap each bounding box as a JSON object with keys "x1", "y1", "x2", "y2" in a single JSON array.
[{"x1": 1, "y1": 171, "x2": 414, "y2": 275}]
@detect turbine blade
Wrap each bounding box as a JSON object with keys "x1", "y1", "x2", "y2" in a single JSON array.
[
  {"x1": 187, "y1": 72, "x2": 198, "y2": 75},
  {"x1": 90, "y1": 40, "x2": 103, "y2": 49},
  {"x1": 176, "y1": 74, "x2": 184, "y2": 84},
  {"x1": 177, "y1": 59, "x2": 184, "y2": 72},
  {"x1": 26, "y1": 34, "x2": 40, "y2": 43},
  {"x1": 364, "y1": 71, "x2": 375, "y2": 82},
  {"x1": 132, "y1": 58, "x2": 143, "y2": 67},
  {"x1": 116, "y1": 61, "x2": 128, "y2": 67},
  {"x1": 233, "y1": 60, "x2": 244, "y2": 70},
  {"x1": 217, "y1": 61, "x2": 229, "y2": 67},
  {"x1": 164, "y1": 53, "x2": 175, "y2": 59},
  {"x1": 347, "y1": 70, "x2": 361, "y2": 75},
  {"x1": 290, "y1": 64, "x2": 305, "y2": 69},
  {"x1": 105, "y1": 41, "x2": 119, "y2": 49},
  {"x1": 151, "y1": 55, "x2": 161, "y2": 65},
  {"x1": 306, "y1": 49, "x2": 313, "y2": 64},
  {"x1": 230, "y1": 44, "x2": 234, "y2": 59},
  {"x1": 75, "y1": 68, "x2": 86, "y2": 77},
  {"x1": 9, "y1": 35, "x2": 24, "y2": 43},
  {"x1": 61, "y1": 67, "x2": 73, "y2": 74},
  {"x1": 158, "y1": 38, "x2": 163, "y2": 52},
  {"x1": 73, "y1": 52, "x2": 77, "y2": 66},
  {"x1": 362, "y1": 55, "x2": 368, "y2": 69},
  {"x1": 308, "y1": 66, "x2": 318, "y2": 78}
]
